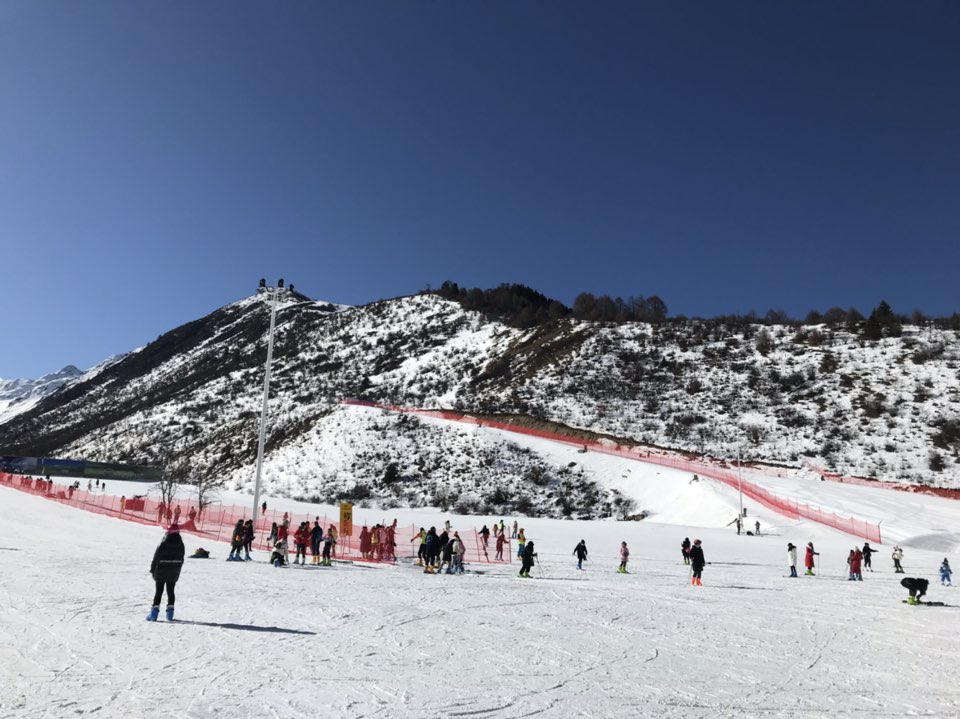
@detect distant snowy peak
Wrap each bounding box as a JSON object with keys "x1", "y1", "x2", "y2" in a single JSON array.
[
  {"x1": 0, "y1": 365, "x2": 82, "y2": 399},
  {"x1": 0, "y1": 365, "x2": 85, "y2": 425}
]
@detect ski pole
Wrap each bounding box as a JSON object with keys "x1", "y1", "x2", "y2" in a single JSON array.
[{"x1": 536, "y1": 556, "x2": 544, "y2": 579}]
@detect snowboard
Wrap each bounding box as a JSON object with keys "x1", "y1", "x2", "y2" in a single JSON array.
[{"x1": 902, "y1": 600, "x2": 946, "y2": 606}]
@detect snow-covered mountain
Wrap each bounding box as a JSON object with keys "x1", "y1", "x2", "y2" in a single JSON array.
[
  {"x1": 0, "y1": 365, "x2": 83, "y2": 424},
  {"x1": 1, "y1": 288, "x2": 958, "y2": 514}
]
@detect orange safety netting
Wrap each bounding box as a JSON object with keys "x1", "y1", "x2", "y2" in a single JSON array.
[
  {"x1": 343, "y1": 400, "x2": 883, "y2": 544},
  {"x1": 0, "y1": 472, "x2": 512, "y2": 564}
]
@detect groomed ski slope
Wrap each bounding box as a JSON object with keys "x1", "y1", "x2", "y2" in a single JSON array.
[{"x1": 2, "y1": 480, "x2": 958, "y2": 719}]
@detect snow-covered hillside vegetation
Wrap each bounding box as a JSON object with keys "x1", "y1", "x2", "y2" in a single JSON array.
[{"x1": 1, "y1": 287, "x2": 958, "y2": 515}]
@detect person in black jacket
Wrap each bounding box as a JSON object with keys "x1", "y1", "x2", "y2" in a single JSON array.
[
  {"x1": 681, "y1": 537, "x2": 691, "y2": 565},
  {"x1": 148, "y1": 524, "x2": 185, "y2": 621},
  {"x1": 862, "y1": 542, "x2": 873, "y2": 572},
  {"x1": 689, "y1": 539, "x2": 705, "y2": 586},
  {"x1": 573, "y1": 539, "x2": 588, "y2": 570},
  {"x1": 519, "y1": 541, "x2": 537, "y2": 578}
]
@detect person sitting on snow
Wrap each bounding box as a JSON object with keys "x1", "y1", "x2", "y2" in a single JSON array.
[{"x1": 270, "y1": 539, "x2": 289, "y2": 567}]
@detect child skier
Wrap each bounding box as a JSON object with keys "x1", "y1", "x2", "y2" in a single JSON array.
[
  {"x1": 519, "y1": 541, "x2": 537, "y2": 578},
  {"x1": 787, "y1": 543, "x2": 798, "y2": 577},
  {"x1": 321, "y1": 528, "x2": 336, "y2": 566},
  {"x1": 804, "y1": 542, "x2": 819, "y2": 576},
  {"x1": 940, "y1": 559, "x2": 952, "y2": 586},
  {"x1": 901, "y1": 577, "x2": 928, "y2": 605},
  {"x1": 689, "y1": 539, "x2": 705, "y2": 586},
  {"x1": 573, "y1": 539, "x2": 588, "y2": 570},
  {"x1": 517, "y1": 529, "x2": 526, "y2": 558},
  {"x1": 892, "y1": 546, "x2": 905, "y2": 573},
  {"x1": 681, "y1": 537, "x2": 691, "y2": 565},
  {"x1": 147, "y1": 523, "x2": 185, "y2": 621},
  {"x1": 861, "y1": 542, "x2": 873, "y2": 571},
  {"x1": 618, "y1": 542, "x2": 629, "y2": 573}
]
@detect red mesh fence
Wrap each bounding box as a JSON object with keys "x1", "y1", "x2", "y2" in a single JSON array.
[
  {"x1": 0, "y1": 472, "x2": 511, "y2": 564},
  {"x1": 344, "y1": 400, "x2": 883, "y2": 544},
  {"x1": 805, "y1": 462, "x2": 960, "y2": 501}
]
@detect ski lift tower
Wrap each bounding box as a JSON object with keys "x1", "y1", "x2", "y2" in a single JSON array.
[{"x1": 251, "y1": 278, "x2": 290, "y2": 526}]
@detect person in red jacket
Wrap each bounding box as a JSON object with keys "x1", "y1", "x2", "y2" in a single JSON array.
[
  {"x1": 293, "y1": 522, "x2": 309, "y2": 565},
  {"x1": 804, "y1": 542, "x2": 819, "y2": 576},
  {"x1": 847, "y1": 547, "x2": 863, "y2": 581}
]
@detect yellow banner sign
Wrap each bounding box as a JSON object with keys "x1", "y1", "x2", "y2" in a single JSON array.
[{"x1": 339, "y1": 502, "x2": 353, "y2": 536}]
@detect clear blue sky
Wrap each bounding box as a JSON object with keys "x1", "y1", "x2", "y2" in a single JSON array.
[{"x1": 2, "y1": 2, "x2": 958, "y2": 378}]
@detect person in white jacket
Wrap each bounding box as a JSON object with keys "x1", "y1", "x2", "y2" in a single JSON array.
[
  {"x1": 787, "y1": 543, "x2": 798, "y2": 578},
  {"x1": 447, "y1": 532, "x2": 465, "y2": 574}
]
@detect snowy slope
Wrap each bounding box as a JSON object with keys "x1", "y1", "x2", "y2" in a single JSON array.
[
  {"x1": 1, "y1": 290, "x2": 959, "y2": 502},
  {"x1": 2, "y1": 478, "x2": 958, "y2": 719}
]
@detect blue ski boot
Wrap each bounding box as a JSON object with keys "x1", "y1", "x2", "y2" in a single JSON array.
[
  {"x1": 165, "y1": 605, "x2": 175, "y2": 621},
  {"x1": 146, "y1": 606, "x2": 159, "y2": 622}
]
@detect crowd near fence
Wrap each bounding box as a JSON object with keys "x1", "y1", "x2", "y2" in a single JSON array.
[
  {"x1": 0, "y1": 472, "x2": 512, "y2": 565},
  {"x1": 343, "y1": 400, "x2": 883, "y2": 544}
]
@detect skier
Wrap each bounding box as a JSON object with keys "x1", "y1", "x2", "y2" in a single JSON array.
[
  {"x1": 847, "y1": 547, "x2": 863, "y2": 581},
  {"x1": 681, "y1": 537, "x2": 691, "y2": 565},
  {"x1": 618, "y1": 542, "x2": 629, "y2": 574},
  {"x1": 321, "y1": 527, "x2": 336, "y2": 566},
  {"x1": 293, "y1": 522, "x2": 309, "y2": 565},
  {"x1": 573, "y1": 539, "x2": 588, "y2": 570},
  {"x1": 147, "y1": 523, "x2": 185, "y2": 621},
  {"x1": 423, "y1": 527, "x2": 438, "y2": 573},
  {"x1": 270, "y1": 538, "x2": 288, "y2": 567},
  {"x1": 689, "y1": 539, "x2": 705, "y2": 586},
  {"x1": 411, "y1": 527, "x2": 426, "y2": 565},
  {"x1": 787, "y1": 543, "x2": 798, "y2": 577},
  {"x1": 310, "y1": 520, "x2": 323, "y2": 565},
  {"x1": 495, "y1": 529, "x2": 506, "y2": 561},
  {"x1": 268, "y1": 522, "x2": 278, "y2": 546},
  {"x1": 804, "y1": 542, "x2": 819, "y2": 576},
  {"x1": 892, "y1": 545, "x2": 905, "y2": 573},
  {"x1": 519, "y1": 541, "x2": 537, "y2": 578},
  {"x1": 438, "y1": 533, "x2": 454, "y2": 574},
  {"x1": 479, "y1": 525, "x2": 490, "y2": 547},
  {"x1": 731, "y1": 516, "x2": 742, "y2": 535},
  {"x1": 277, "y1": 517, "x2": 290, "y2": 542},
  {"x1": 227, "y1": 520, "x2": 245, "y2": 561},
  {"x1": 940, "y1": 558, "x2": 952, "y2": 586},
  {"x1": 517, "y1": 528, "x2": 526, "y2": 558},
  {"x1": 261, "y1": 500, "x2": 267, "y2": 514},
  {"x1": 511, "y1": 520, "x2": 518, "y2": 539},
  {"x1": 901, "y1": 577, "x2": 928, "y2": 605},
  {"x1": 754, "y1": 521, "x2": 761, "y2": 536},
  {"x1": 862, "y1": 542, "x2": 873, "y2": 572},
  {"x1": 243, "y1": 519, "x2": 254, "y2": 561},
  {"x1": 448, "y1": 532, "x2": 465, "y2": 574}
]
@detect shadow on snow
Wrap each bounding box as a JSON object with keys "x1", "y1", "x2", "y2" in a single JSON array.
[{"x1": 173, "y1": 620, "x2": 316, "y2": 635}]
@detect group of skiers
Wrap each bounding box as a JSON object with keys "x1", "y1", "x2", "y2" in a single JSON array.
[
  {"x1": 147, "y1": 510, "x2": 955, "y2": 619},
  {"x1": 411, "y1": 526, "x2": 467, "y2": 574}
]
